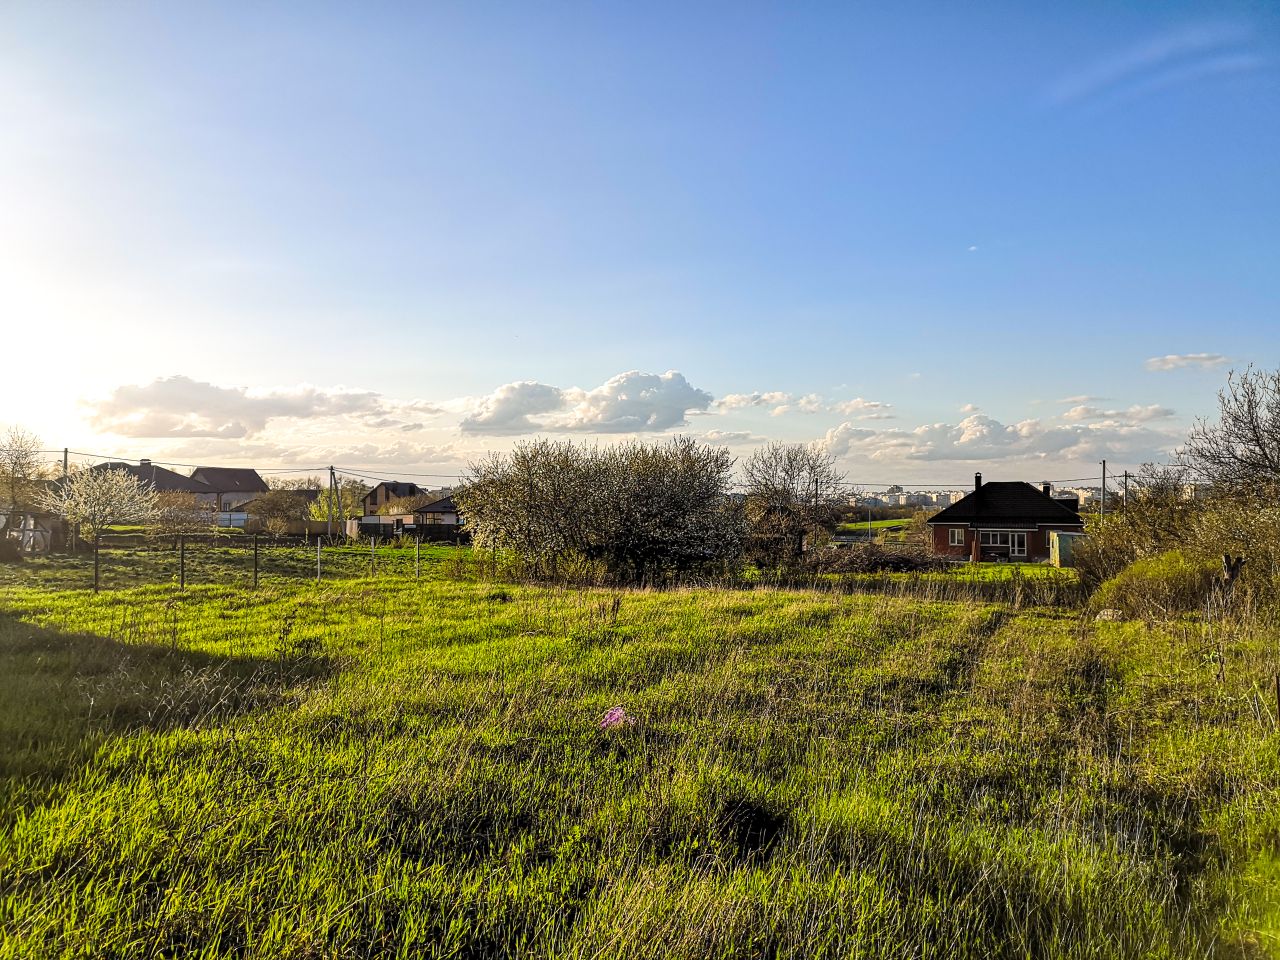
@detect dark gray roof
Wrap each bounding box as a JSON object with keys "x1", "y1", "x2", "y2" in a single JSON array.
[
  {"x1": 190, "y1": 467, "x2": 270, "y2": 494},
  {"x1": 927, "y1": 481, "x2": 1085, "y2": 528},
  {"x1": 362, "y1": 481, "x2": 423, "y2": 502},
  {"x1": 92, "y1": 461, "x2": 214, "y2": 494},
  {"x1": 414, "y1": 494, "x2": 456, "y2": 514}
]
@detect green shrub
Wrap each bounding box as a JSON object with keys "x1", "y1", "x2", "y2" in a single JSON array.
[
  {"x1": 817, "y1": 544, "x2": 942, "y2": 574},
  {"x1": 1093, "y1": 549, "x2": 1218, "y2": 619}
]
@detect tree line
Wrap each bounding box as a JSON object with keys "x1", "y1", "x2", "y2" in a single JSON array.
[
  {"x1": 457, "y1": 437, "x2": 848, "y2": 585},
  {"x1": 1075, "y1": 364, "x2": 1280, "y2": 604},
  {"x1": 7, "y1": 362, "x2": 1280, "y2": 582}
]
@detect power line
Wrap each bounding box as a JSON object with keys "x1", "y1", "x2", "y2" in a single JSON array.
[
  {"x1": 40, "y1": 448, "x2": 1112, "y2": 489},
  {"x1": 333, "y1": 466, "x2": 463, "y2": 481},
  {"x1": 39, "y1": 450, "x2": 325, "y2": 473}
]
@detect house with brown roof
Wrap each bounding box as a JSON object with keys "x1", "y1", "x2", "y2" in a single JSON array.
[
  {"x1": 926, "y1": 473, "x2": 1085, "y2": 562},
  {"x1": 190, "y1": 467, "x2": 271, "y2": 511},
  {"x1": 361, "y1": 481, "x2": 424, "y2": 516},
  {"x1": 91, "y1": 459, "x2": 217, "y2": 504}
]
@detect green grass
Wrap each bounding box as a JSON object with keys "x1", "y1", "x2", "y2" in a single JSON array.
[
  {"x1": 0, "y1": 543, "x2": 465, "y2": 591},
  {"x1": 0, "y1": 568, "x2": 1276, "y2": 957},
  {"x1": 837, "y1": 518, "x2": 912, "y2": 533},
  {"x1": 933, "y1": 561, "x2": 1079, "y2": 580}
]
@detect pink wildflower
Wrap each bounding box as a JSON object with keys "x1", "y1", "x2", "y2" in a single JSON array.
[{"x1": 599, "y1": 705, "x2": 636, "y2": 730}]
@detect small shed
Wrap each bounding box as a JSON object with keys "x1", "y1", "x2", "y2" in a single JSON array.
[
  {"x1": 1049, "y1": 530, "x2": 1086, "y2": 568},
  {"x1": 1, "y1": 512, "x2": 66, "y2": 554}
]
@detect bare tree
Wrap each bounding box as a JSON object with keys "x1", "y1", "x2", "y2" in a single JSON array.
[
  {"x1": 152, "y1": 492, "x2": 217, "y2": 540},
  {"x1": 1178, "y1": 365, "x2": 1280, "y2": 490},
  {"x1": 1071, "y1": 463, "x2": 1205, "y2": 588},
  {"x1": 249, "y1": 489, "x2": 315, "y2": 536},
  {"x1": 0, "y1": 427, "x2": 44, "y2": 517},
  {"x1": 742, "y1": 441, "x2": 847, "y2": 567},
  {"x1": 39, "y1": 467, "x2": 158, "y2": 543}
]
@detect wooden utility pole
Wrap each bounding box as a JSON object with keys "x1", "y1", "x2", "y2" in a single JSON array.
[{"x1": 327, "y1": 465, "x2": 338, "y2": 538}]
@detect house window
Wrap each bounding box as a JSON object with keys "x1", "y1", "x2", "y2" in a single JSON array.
[
  {"x1": 980, "y1": 531, "x2": 1010, "y2": 547},
  {"x1": 1010, "y1": 532, "x2": 1027, "y2": 557},
  {"x1": 948, "y1": 528, "x2": 965, "y2": 546}
]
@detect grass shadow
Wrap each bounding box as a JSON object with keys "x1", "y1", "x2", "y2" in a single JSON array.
[{"x1": 0, "y1": 611, "x2": 334, "y2": 800}]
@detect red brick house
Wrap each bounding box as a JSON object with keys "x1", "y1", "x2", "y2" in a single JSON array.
[{"x1": 927, "y1": 473, "x2": 1085, "y2": 562}]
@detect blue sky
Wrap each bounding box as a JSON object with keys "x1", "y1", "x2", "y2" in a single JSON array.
[{"x1": 1, "y1": 2, "x2": 1276, "y2": 485}]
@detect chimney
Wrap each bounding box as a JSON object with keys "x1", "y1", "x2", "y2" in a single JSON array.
[
  {"x1": 974, "y1": 472, "x2": 982, "y2": 490},
  {"x1": 1041, "y1": 482, "x2": 1051, "y2": 496},
  {"x1": 139, "y1": 459, "x2": 151, "y2": 467}
]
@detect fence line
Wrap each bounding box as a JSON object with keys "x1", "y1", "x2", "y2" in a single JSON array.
[{"x1": 20, "y1": 537, "x2": 469, "y2": 593}]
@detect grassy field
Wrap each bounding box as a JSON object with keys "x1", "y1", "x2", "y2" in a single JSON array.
[
  {"x1": 837, "y1": 518, "x2": 912, "y2": 534},
  {"x1": 0, "y1": 543, "x2": 464, "y2": 592},
  {"x1": 1, "y1": 566, "x2": 1277, "y2": 957}
]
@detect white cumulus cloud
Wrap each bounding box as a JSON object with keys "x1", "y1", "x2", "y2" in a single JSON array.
[
  {"x1": 819, "y1": 412, "x2": 1178, "y2": 467},
  {"x1": 87, "y1": 375, "x2": 436, "y2": 438},
  {"x1": 457, "y1": 381, "x2": 565, "y2": 436},
  {"x1": 834, "y1": 397, "x2": 894, "y2": 418},
  {"x1": 769, "y1": 394, "x2": 825, "y2": 416},
  {"x1": 459, "y1": 370, "x2": 713, "y2": 436}
]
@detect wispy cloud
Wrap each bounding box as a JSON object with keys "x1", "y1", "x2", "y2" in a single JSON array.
[
  {"x1": 1145, "y1": 353, "x2": 1229, "y2": 371},
  {"x1": 716, "y1": 392, "x2": 893, "y2": 419},
  {"x1": 1047, "y1": 23, "x2": 1263, "y2": 108},
  {"x1": 716, "y1": 391, "x2": 791, "y2": 412},
  {"x1": 1062, "y1": 403, "x2": 1176, "y2": 423},
  {"x1": 698, "y1": 429, "x2": 767, "y2": 445},
  {"x1": 1058, "y1": 394, "x2": 1110, "y2": 404}
]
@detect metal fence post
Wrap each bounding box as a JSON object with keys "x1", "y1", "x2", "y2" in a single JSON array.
[
  {"x1": 316, "y1": 537, "x2": 322, "y2": 584},
  {"x1": 370, "y1": 535, "x2": 376, "y2": 577},
  {"x1": 179, "y1": 535, "x2": 186, "y2": 590},
  {"x1": 253, "y1": 534, "x2": 260, "y2": 589},
  {"x1": 415, "y1": 536, "x2": 420, "y2": 579}
]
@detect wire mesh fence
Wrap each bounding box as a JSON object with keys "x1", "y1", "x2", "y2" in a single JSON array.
[{"x1": 1, "y1": 536, "x2": 471, "y2": 592}]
